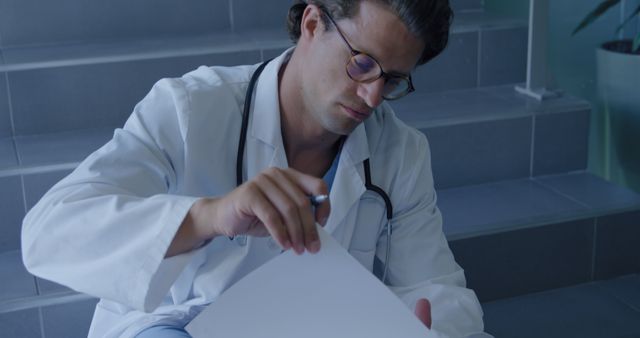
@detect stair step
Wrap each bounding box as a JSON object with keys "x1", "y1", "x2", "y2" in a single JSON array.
[
  {"x1": 440, "y1": 172, "x2": 640, "y2": 240},
  {"x1": 444, "y1": 173, "x2": 640, "y2": 302},
  {"x1": 0, "y1": 11, "x2": 525, "y2": 72},
  {"x1": 4, "y1": 172, "x2": 639, "y2": 307},
  {"x1": 392, "y1": 85, "x2": 590, "y2": 189},
  {"x1": 482, "y1": 274, "x2": 640, "y2": 338},
  {"x1": 0, "y1": 12, "x2": 527, "y2": 137}
]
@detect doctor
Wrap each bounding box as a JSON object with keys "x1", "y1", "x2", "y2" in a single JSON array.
[{"x1": 22, "y1": 0, "x2": 486, "y2": 337}]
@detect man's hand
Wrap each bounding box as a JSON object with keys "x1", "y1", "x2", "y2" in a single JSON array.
[
  {"x1": 170, "y1": 167, "x2": 331, "y2": 257},
  {"x1": 415, "y1": 298, "x2": 432, "y2": 329}
]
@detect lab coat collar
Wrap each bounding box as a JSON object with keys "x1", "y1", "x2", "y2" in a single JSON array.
[
  {"x1": 249, "y1": 48, "x2": 291, "y2": 154},
  {"x1": 250, "y1": 47, "x2": 370, "y2": 164}
]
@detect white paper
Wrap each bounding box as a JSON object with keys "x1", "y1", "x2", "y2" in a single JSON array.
[{"x1": 186, "y1": 227, "x2": 433, "y2": 338}]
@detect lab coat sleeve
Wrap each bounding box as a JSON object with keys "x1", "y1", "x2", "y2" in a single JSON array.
[
  {"x1": 379, "y1": 133, "x2": 486, "y2": 338},
  {"x1": 22, "y1": 77, "x2": 201, "y2": 312}
]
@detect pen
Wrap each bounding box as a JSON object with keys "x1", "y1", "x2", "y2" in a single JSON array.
[{"x1": 310, "y1": 194, "x2": 329, "y2": 207}]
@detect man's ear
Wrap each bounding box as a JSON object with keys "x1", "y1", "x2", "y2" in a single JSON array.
[{"x1": 299, "y1": 4, "x2": 324, "y2": 42}]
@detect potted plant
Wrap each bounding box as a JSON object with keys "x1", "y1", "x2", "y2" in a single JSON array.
[{"x1": 573, "y1": 0, "x2": 640, "y2": 191}]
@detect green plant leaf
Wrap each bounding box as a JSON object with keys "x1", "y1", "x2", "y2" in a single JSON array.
[
  {"x1": 572, "y1": 0, "x2": 620, "y2": 36},
  {"x1": 615, "y1": 4, "x2": 640, "y2": 34},
  {"x1": 633, "y1": 32, "x2": 640, "y2": 52}
]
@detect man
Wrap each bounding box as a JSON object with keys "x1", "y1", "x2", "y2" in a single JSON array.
[{"x1": 22, "y1": 0, "x2": 487, "y2": 337}]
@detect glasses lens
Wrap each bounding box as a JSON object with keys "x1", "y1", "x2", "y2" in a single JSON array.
[
  {"x1": 382, "y1": 77, "x2": 410, "y2": 100},
  {"x1": 346, "y1": 54, "x2": 380, "y2": 81}
]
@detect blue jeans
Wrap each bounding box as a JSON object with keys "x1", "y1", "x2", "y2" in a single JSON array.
[{"x1": 135, "y1": 325, "x2": 192, "y2": 338}]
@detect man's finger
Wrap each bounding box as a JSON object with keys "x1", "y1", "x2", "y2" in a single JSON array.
[
  {"x1": 247, "y1": 187, "x2": 291, "y2": 250},
  {"x1": 415, "y1": 298, "x2": 432, "y2": 329},
  {"x1": 254, "y1": 173, "x2": 306, "y2": 253}
]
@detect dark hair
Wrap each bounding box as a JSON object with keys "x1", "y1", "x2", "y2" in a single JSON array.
[{"x1": 286, "y1": 0, "x2": 453, "y2": 65}]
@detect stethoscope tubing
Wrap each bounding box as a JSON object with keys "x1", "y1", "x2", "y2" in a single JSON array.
[{"x1": 236, "y1": 60, "x2": 394, "y2": 283}]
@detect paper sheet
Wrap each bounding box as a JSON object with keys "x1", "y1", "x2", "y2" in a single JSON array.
[{"x1": 186, "y1": 226, "x2": 432, "y2": 338}]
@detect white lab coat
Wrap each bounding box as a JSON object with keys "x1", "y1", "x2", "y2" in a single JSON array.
[{"x1": 22, "y1": 48, "x2": 486, "y2": 338}]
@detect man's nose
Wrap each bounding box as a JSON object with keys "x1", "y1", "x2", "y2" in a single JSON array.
[{"x1": 356, "y1": 77, "x2": 385, "y2": 108}]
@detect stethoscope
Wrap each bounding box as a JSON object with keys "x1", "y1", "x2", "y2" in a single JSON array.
[{"x1": 236, "y1": 60, "x2": 394, "y2": 283}]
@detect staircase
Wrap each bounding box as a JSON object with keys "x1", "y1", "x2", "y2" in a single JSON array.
[{"x1": 1, "y1": 0, "x2": 639, "y2": 337}]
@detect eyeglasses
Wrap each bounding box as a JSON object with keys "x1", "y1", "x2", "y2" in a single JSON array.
[{"x1": 320, "y1": 8, "x2": 415, "y2": 100}]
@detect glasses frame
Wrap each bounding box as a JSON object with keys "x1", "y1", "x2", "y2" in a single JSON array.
[{"x1": 320, "y1": 7, "x2": 415, "y2": 100}]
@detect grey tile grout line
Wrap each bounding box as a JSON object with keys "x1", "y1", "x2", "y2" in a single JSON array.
[
  {"x1": 476, "y1": 30, "x2": 482, "y2": 87},
  {"x1": 593, "y1": 275, "x2": 640, "y2": 314},
  {"x1": 0, "y1": 162, "x2": 79, "y2": 178},
  {"x1": 38, "y1": 306, "x2": 46, "y2": 338},
  {"x1": 590, "y1": 218, "x2": 598, "y2": 281},
  {"x1": 228, "y1": 0, "x2": 236, "y2": 33},
  {"x1": 529, "y1": 114, "x2": 535, "y2": 177},
  {"x1": 20, "y1": 173, "x2": 27, "y2": 213},
  {"x1": 531, "y1": 178, "x2": 592, "y2": 209},
  {"x1": 3, "y1": 71, "x2": 19, "y2": 162}
]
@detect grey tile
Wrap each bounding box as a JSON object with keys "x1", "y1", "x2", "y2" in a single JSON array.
[
  {"x1": 393, "y1": 87, "x2": 530, "y2": 129},
  {"x1": 15, "y1": 128, "x2": 112, "y2": 167},
  {"x1": 533, "y1": 109, "x2": 590, "y2": 176},
  {"x1": 478, "y1": 27, "x2": 528, "y2": 86},
  {"x1": 41, "y1": 298, "x2": 99, "y2": 338},
  {"x1": 0, "y1": 73, "x2": 11, "y2": 138},
  {"x1": 10, "y1": 51, "x2": 261, "y2": 135},
  {"x1": 482, "y1": 283, "x2": 640, "y2": 338},
  {"x1": 23, "y1": 170, "x2": 72, "y2": 210},
  {"x1": 0, "y1": 0, "x2": 230, "y2": 47},
  {"x1": 262, "y1": 47, "x2": 290, "y2": 61},
  {"x1": 0, "y1": 251, "x2": 38, "y2": 302},
  {"x1": 535, "y1": 172, "x2": 640, "y2": 214},
  {"x1": 0, "y1": 137, "x2": 18, "y2": 169},
  {"x1": 450, "y1": 218, "x2": 594, "y2": 302},
  {"x1": 233, "y1": 0, "x2": 292, "y2": 31},
  {"x1": 425, "y1": 116, "x2": 532, "y2": 189},
  {"x1": 597, "y1": 274, "x2": 640, "y2": 312},
  {"x1": 0, "y1": 308, "x2": 41, "y2": 338},
  {"x1": 37, "y1": 277, "x2": 72, "y2": 295},
  {"x1": 595, "y1": 210, "x2": 640, "y2": 279},
  {"x1": 452, "y1": 11, "x2": 527, "y2": 33},
  {"x1": 413, "y1": 32, "x2": 478, "y2": 93},
  {"x1": 0, "y1": 176, "x2": 25, "y2": 253},
  {"x1": 438, "y1": 178, "x2": 589, "y2": 239}
]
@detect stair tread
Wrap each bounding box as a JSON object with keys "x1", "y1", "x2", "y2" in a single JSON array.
[
  {"x1": 392, "y1": 85, "x2": 590, "y2": 129},
  {"x1": 482, "y1": 274, "x2": 640, "y2": 338},
  {"x1": 0, "y1": 11, "x2": 525, "y2": 72},
  {"x1": 439, "y1": 172, "x2": 640, "y2": 240}
]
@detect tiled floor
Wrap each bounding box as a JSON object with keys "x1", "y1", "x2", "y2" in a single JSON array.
[{"x1": 483, "y1": 274, "x2": 640, "y2": 338}]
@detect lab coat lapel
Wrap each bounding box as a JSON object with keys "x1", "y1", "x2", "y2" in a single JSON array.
[
  {"x1": 324, "y1": 123, "x2": 369, "y2": 248},
  {"x1": 245, "y1": 55, "x2": 289, "y2": 181}
]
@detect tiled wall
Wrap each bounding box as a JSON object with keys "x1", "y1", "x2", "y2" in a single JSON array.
[
  {"x1": 0, "y1": 0, "x2": 518, "y2": 138},
  {"x1": 0, "y1": 170, "x2": 73, "y2": 254},
  {"x1": 0, "y1": 0, "x2": 231, "y2": 47},
  {"x1": 9, "y1": 51, "x2": 261, "y2": 135}
]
